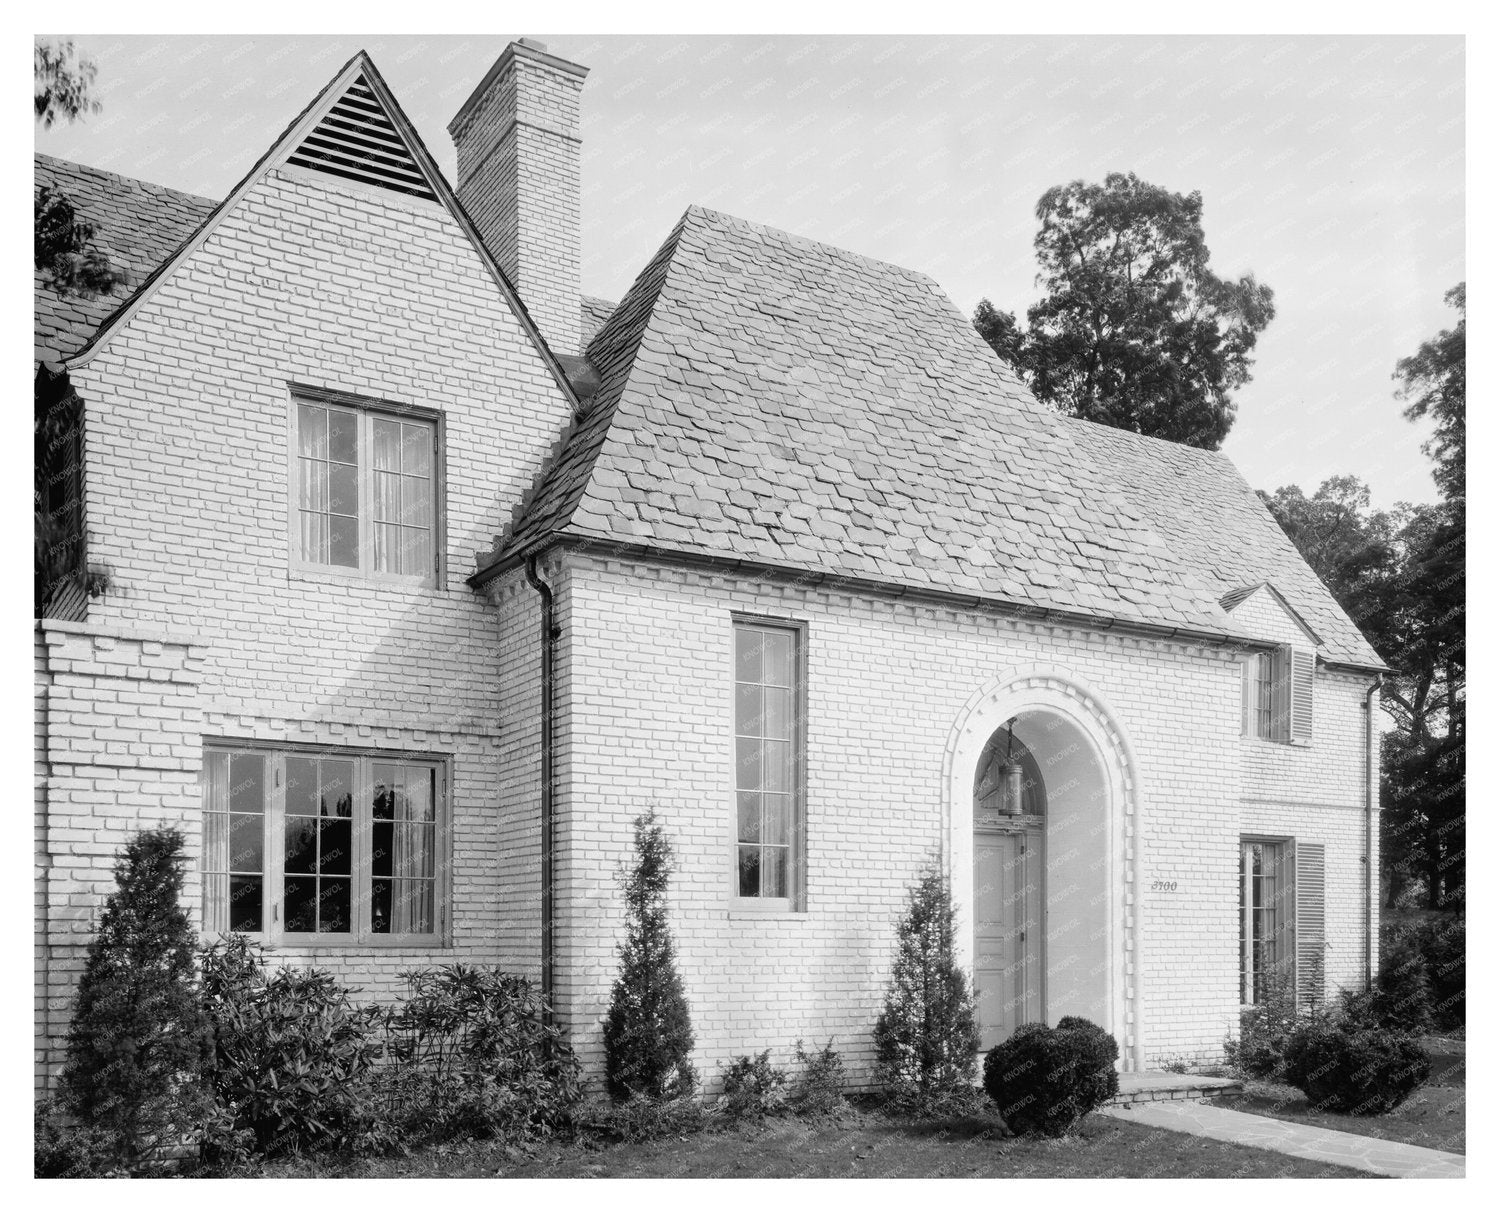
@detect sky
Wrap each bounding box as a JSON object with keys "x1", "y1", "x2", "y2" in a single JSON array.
[{"x1": 34, "y1": 33, "x2": 1464, "y2": 508}]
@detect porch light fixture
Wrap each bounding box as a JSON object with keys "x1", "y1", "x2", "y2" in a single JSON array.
[{"x1": 1001, "y1": 718, "x2": 1024, "y2": 816}]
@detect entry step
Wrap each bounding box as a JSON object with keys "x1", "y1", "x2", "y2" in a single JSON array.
[{"x1": 1106, "y1": 1071, "x2": 1242, "y2": 1107}]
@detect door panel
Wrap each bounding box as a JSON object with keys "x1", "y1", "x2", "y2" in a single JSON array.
[{"x1": 973, "y1": 829, "x2": 1042, "y2": 1050}]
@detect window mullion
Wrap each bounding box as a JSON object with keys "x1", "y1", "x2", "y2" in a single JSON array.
[
  {"x1": 359, "y1": 411, "x2": 372, "y2": 575},
  {"x1": 269, "y1": 753, "x2": 284, "y2": 942}
]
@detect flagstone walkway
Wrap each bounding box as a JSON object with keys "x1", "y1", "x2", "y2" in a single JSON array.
[{"x1": 1101, "y1": 1099, "x2": 1465, "y2": 1178}]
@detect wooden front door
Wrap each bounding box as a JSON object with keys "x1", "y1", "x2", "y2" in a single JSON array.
[{"x1": 973, "y1": 827, "x2": 1043, "y2": 1050}]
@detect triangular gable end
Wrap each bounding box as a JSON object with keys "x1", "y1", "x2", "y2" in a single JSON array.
[
  {"x1": 1221, "y1": 581, "x2": 1322, "y2": 649},
  {"x1": 65, "y1": 51, "x2": 578, "y2": 412},
  {"x1": 286, "y1": 73, "x2": 436, "y2": 201}
]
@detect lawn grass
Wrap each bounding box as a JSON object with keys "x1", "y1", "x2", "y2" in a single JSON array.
[
  {"x1": 1211, "y1": 1036, "x2": 1465, "y2": 1155},
  {"x1": 260, "y1": 1104, "x2": 1370, "y2": 1179}
]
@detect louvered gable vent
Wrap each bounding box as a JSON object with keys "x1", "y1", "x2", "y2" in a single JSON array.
[{"x1": 287, "y1": 74, "x2": 436, "y2": 200}]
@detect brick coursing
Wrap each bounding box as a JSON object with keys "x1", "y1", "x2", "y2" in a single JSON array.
[
  {"x1": 35, "y1": 164, "x2": 571, "y2": 1089},
  {"x1": 452, "y1": 50, "x2": 583, "y2": 356},
  {"x1": 548, "y1": 552, "x2": 1378, "y2": 1086}
]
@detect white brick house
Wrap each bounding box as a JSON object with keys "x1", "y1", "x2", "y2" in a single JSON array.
[{"x1": 34, "y1": 39, "x2": 1388, "y2": 1094}]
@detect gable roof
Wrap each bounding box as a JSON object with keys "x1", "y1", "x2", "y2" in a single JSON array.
[
  {"x1": 34, "y1": 154, "x2": 215, "y2": 366},
  {"x1": 54, "y1": 51, "x2": 578, "y2": 414},
  {"x1": 481, "y1": 204, "x2": 1295, "y2": 644},
  {"x1": 1068, "y1": 422, "x2": 1381, "y2": 666}
]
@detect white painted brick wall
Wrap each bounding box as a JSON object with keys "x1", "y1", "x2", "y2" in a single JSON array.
[
  {"x1": 37, "y1": 165, "x2": 573, "y2": 1087},
  {"x1": 551, "y1": 552, "x2": 1378, "y2": 1086}
]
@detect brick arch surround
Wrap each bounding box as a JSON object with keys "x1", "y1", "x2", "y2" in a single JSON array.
[{"x1": 941, "y1": 667, "x2": 1146, "y2": 1071}]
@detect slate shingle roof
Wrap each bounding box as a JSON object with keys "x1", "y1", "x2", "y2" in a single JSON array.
[
  {"x1": 579, "y1": 294, "x2": 617, "y2": 352},
  {"x1": 34, "y1": 153, "x2": 217, "y2": 367},
  {"x1": 1068, "y1": 420, "x2": 1381, "y2": 666},
  {"x1": 33, "y1": 153, "x2": 1382, "y2": 668},
  {"x1": 489, "y1": 204, "x2": 1313, "y2": 645}
]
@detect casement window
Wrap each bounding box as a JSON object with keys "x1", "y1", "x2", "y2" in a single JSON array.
[
  {"x1": 1239, "y1": 837, "x2": 1325, "y2": 1009},
  {"x1": 203, "y1": 744, "x2": 447, "y2": 944},
  {"x1": 1242, "y1": 645, "x2": 1315, "y2": 742},
  {"x1": 732, "y1": 618, "x2": 804, "y2": 905},
  {"x1": 292, "y1": 392, "x2": 439, "y2": 582}
]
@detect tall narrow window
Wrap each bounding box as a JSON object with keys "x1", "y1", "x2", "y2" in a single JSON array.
[
  {"x1": 202, "y1": 744, "x2": 447, "y2": 944},
  {"x1": 1251, "y1": 653, "x2": 1273, "y2": 738},
  {"x1": 203, "y1": 750, "x2": 267, "y2": 934},
  {"x1": 1239, "y1": 838, "x2": 1293, "y2": 1004},
  {"x1": 293, "y1": 393, "x2": 438, "y2": 581},
  {"x1": 733, "y1": 620, "x2": 802, "y2": 902}
]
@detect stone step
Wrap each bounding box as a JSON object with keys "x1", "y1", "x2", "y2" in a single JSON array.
[{"x1": 1106, "y1": 1071, "x2": 1242, "y2": 1108}]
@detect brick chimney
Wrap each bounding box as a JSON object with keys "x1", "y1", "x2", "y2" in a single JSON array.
[{"x1": 449, "y1": 38, "x2": 587, "y2": 354}]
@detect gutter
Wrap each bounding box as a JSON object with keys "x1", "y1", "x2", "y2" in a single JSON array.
[
  {"x1": 473, "y1": 536, "x2": 1275, "y2": 656},
  {"x1": 1363, "y1": 674, "x2": 1384, "y2": 988},
  {"x1": 524, "y1": 553, "x2": 558, "y2": 1014}
]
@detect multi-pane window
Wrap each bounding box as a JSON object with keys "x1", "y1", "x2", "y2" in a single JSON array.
[
  {"x1": 294, "y1": 396, "x2": 437, "y2": 580},
  {"x1": 733, "y1": 620, "x2": 802, "y2": 901},
  {"x1": 1249, "y1": 653, "x2": 1273, "y2": 739},
  {"x1": 1243, "y1": 647, "x2": 1315, "y2": 742},
  {"x1": 203, "y1": 745, "x2": 445, "y2": 943},
  {"x1": 1239, "y1": 839, "x2": 1292, "y2": 1004}
]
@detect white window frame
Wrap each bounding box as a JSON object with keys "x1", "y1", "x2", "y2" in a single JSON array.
[
  {"x1": 1244, "y1": 645, "x2": 1315, "y2": 745},
  {"x1": 287, "y1": 384, "x2": 444, "y2": 589},
  {"x1": 202, "y1": 741, "x2": 451, "y2": 948},
  {"x1": 728, "y1": 614, "x2": 807, "y2": 913}
]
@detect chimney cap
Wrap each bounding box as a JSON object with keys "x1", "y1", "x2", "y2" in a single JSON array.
[{"x1": 448, "y1": 37, "x2": 589, "y2": 136}]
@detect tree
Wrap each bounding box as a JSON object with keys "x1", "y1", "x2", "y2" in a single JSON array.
[
  {"x1": 60, "y1": 828, "x2": 213, "y2": 1168},
  {"x1": 34, "y1": 38, "x2": 127, "y2": 300},
  {"x1": 975, "y1": 171, "x2": 1275, "y2": 449},
  {"x1": 1395, "y1": 283, "x2": 1465, "y2": 508},
  {"x1": 872, "y1": 865, "x2": 980, "y2": 1114},
  {"x1": 602, "y1": 810, "x2": 696, "y2": 1102},
  {"x1": 1264, "y1": 477, "x2": 1462, "y2": 911},
  {"x1": 35, "y1": 39, "x2": 100, "y2": 128}
]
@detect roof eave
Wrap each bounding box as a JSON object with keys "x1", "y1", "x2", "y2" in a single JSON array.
[{"x1": 471, "y1": 532, "x2": 1277, "y2": 654}]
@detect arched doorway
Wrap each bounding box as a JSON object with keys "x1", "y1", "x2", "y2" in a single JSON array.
[
  {"x1": 972, "y1": 728, "x2": 1045, "y2": 1048},
  {"x1": 945, "y1": 671, "x2": 1143, "y2": 1068}
]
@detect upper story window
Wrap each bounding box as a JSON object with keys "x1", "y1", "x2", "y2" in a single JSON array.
[
  {"x1": 732, "y1": 618, "x2": 804, "y2": 906},
  {"x1": 293, "y1": 392, "x2": 438, "y2": 583},
  {"x1": 203, "y1": 743, "x2": 447, "y2": 945},
  {"x1": 1242, "y1": 644, "x2": 1315, "y2": 743}
]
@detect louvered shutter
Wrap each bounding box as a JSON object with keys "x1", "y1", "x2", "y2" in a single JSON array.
[
  {"x1": 1289, "y1": 646, "x2": 1316, "y2": 742},
  {"x1": 1269, "y1": 646, "x2": 1292, "y2": 741},
  {"x1": 1293, "y1": 841, "x2": 1326, "y2": 1009},
  {"x1": 1240, "y1": 656, "x2": 1255, "y2": 736}
]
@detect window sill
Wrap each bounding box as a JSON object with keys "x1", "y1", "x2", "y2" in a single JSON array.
[
  {"x1": 727, "y1": 899, "x2": 804, "y2": 919},
  {"x1": 288, "y1": 563, "x2": 440, "y2": 593},
  {"x1": 267, "y1": 935, "x2": 450, "y2": 951}
]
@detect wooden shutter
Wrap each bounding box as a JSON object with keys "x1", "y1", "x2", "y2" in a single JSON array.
[
  {"x1": 1240, "y1": 657, "x2": 1255, "y2": 736},
  {"x1": 1269, "y1": 647, "x2": 1292, "y2": 741},
  {"x1": 1289, "y1": 647, "x2": 1316, "y2": 741},
  {"x1": 1293, "y1": 841, "x2": 1326, "y2": 1009}
]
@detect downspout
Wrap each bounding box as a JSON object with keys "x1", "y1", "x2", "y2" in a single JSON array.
[
  {"x1": 1363, "y1": 675, "x2": 1384, "y2": 989},
  {"x1": 524, "y1": 553, "x2": 557, "y2": 1014}
]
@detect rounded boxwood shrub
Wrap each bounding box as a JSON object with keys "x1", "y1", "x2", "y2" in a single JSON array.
[
  {"x1": 983, "y1": 1016, "x2": 1120, "y2": 1137},
  {"x1": 1282, "y1": 1018, "x2": 1430, "y2": 1114}
]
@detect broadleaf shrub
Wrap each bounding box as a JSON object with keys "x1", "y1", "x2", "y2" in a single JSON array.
[
  {"x1": 1282, "y1": 1018, "x2": 1430, "y2": 1114},
  {"x1": 718, "y1": 1050, "x2": 788, "y2": 1120},
  {"x1": 34, "y1": 1099, "x2": 125, "y2": 1178},
  {"x1": 59, "y1": 828, "x2": 213, "y2": 1170},
  {"x1": 603, "y1": 810, "x2": 697, "y2": 1102},
  {"x1": 1224, "y1": 967, "x2": 1299, "y2": 1079},
  {"x1": 873, "y1": 866, "x2": 981, "y2": 1116},
  {"x1": 385, "y1": 965, "x2": 581, "y2": 1143},
  {"x1": 199, "y1": 937, "x2": 389, "y2": 1157},
  {"x1": 585, "y1": 1092, "x2": 707, "y2": 1143},
  {"x1": 983, "y1": 1016, "x2": 1120, "y2": 1137},
  {"x1": 790, "y1": 1038, "x2": 847, "y2": 1117}
]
